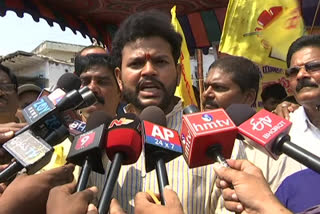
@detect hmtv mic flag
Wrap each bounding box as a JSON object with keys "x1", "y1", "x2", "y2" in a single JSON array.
[
  {"x1": 219, "y1": 0, "x2": 304, "y2": 69},
  {"x1": 171, "y1": 6, "x2": 198, "y2": 107}
]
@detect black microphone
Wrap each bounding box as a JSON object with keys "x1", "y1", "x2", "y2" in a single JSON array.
[
  {"x1": 16, "y1": 86, "x2": 96, "y2": 139},
  {"x1": 67, "y1": 111, "x2": 112, "y2": 192},
  {"x1": 140, "y1": 106, "x2": 182, "y2": 205},
  {"x1": 51, "y1": 72, "x2": 81, "y2": 92},
  {"x1": 38, "y1": 73, "x2": 81, "y2": 99},
  {"x1": 98, "y1": 113, "x2": 142, "y2": 214},
  {"x1": 0, "y1": 125, "x2": 69, "y2": 182}
]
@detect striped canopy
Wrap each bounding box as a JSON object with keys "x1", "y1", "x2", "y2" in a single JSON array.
[{"x1": 0, "y1": 0, "x2": 318, "y2": 55}]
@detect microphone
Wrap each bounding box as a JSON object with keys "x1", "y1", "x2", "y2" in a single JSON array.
[
  {"x1": 66, "y1": 111, "x2": 112, "y2": 191},
  {"x1": 181, "y1": 106, "x2": 238, "y2": 168},
  {"x1": 98, "y1": 113, "x2": 142, "y2": 214},
  {"x1": 238, "y1": 109, "x2": 320, "y2": 173},
  {"x1": 139, "y1": 106, "x2": 182, "y2": 205},
  {"x1": 38, "y1": 72, "x2": 81, "y2": 101},
  {"x1": 0, "y1": 125, "x2": 69, "y2": 182},
  {"x1": 50, "y1": 72, "x2": 81, "y2": 92},
  {"x1": 16, "y1": 86, "x2": 96, "y2": 139}
]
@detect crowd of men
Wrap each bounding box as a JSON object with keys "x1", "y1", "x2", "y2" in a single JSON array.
[{"x1": 0, "y1": 9, "x2": 319, "y2": 214}]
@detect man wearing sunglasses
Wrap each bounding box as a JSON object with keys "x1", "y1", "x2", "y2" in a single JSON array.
[{"x1": 258, "y1": 35, "x2": 320, "y2": 213}]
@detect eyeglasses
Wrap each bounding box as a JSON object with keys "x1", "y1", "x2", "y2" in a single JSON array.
[
  {"x1": 286, "y1": 61, "x2": 320, "y2": 78},
  {"x1": 0, "y1": 83, "x2": 16, "y2": 93}
]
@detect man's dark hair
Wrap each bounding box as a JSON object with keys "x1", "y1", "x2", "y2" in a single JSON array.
[
  {"x1": 261, "y1": 83, "x2": 287, "y2": 102},
  {"x1": 80, "y1": 54, "x2": 119, "y2": 90},
  {"x1": 287, "y1": 35, "x2": 320, "y2": 68},
  {"x1": 111, "y1": 10, "x2": 182, "y2": 68},
  {"x1": 74, "y1": 45, "x2": 106, "y2": 76},
  {"x1": 82, "y1": 53, "x2": 115, "y2": 72},
  {"x1": 208, "y1": 56, "x2": 261, "y2": 100},
  {"x1": 0, "y1": 64, "x2": 18, "y2": 92}
]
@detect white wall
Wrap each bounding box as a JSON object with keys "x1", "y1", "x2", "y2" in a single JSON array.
[{"x1": 48, "y1": 61, "x2": 74, "y2": 87}]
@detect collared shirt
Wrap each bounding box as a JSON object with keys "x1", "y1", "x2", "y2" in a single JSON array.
[
  {"x1": 287, "y1": 106, "x2": 320, "y2": 155},
  {"x1": 88, "y1": 99, "x2": 220, "y2": 214},
  {"x1": 273, "y1": 107, "x2": 320, "y2": 212}
]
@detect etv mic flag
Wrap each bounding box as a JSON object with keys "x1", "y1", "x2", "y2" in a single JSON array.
[
  {"x1": 238, "y1": 109, "x2": 292, "y2": 159},
  {"x1": 171, "y1": 6, "x2": 197, "y2": 107},
  {"x1": 219, "y1": 0, "x2": 304, "y2": 69}
]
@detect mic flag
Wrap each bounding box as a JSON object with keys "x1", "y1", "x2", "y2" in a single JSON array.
[
  {"x1": 67, "y1": 124, "x2": 106, "y2": 174},
  {"x1": 3, "y1": 130, "x2": 53, "y2": 174},
  {"x1": 142, "y1": 120, "x2": 182, "y2": 172},
  {"x1": 106, "y1": 113, "x2": 142, "y2": 164},
  {"x1": 238, "y1": 109, "x2": 292, "y2": 159},
  {"x1": 181, "y1": 108, "x2": 238, "y2": 168}
]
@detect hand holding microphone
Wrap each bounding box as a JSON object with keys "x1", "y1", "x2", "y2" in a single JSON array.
[
  {"x1": 134, "y1": 186, "x2": 184, "y2": 214},
  {"x1": 0, "y1": 122, "x2": 26, "y2": 143},
  {"x1": 0, "y1": 122, "x2": 27, "y2": 164},
  {"x1": 107, "y1": 187, "x2": 184, "y2": 214},
  {"x1": 0, "y1": 164, "x2": 74, "y2": 214},
  {"x1": 47, "y1": 182, "x2": 98, "y2": 214},
  {"x1": 213, "y1": 159, "x2": 292, "y2": 214}
]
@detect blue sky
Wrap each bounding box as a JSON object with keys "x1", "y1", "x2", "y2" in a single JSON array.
[{"x1": 0, "y1": 11, "x2": 91, "y2": 56}]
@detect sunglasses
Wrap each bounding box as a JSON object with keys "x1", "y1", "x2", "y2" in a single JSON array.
[{"x1": 286, "y1": 61, "x2": 320, "y2": 78}]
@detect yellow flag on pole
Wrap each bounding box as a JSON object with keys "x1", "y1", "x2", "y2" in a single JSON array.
[
  {"x1": 171, "y1": 6, "x2": 198, "y2": 107},
  {"x1": 219, "y1": 0, "x2": 305, "y2": 69}
]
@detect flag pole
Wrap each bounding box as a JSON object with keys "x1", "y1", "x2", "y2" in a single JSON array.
[
  {"x1": 196, "y1": 48, "x2": 204, "y2": 111},
  {"x1": 310, "y1": 0, "x2": 320, "y2": 34}
]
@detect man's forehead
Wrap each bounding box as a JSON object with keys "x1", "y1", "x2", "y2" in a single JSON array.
[
  {"x1": 80, "y1": 67, "x2": 114, "y2": 78},
  {"x1": 80, "y1": 47, "x2": 106, "y2": 56},
  {"x1": 122, "y1": 37, "x2": 171, "y2": 54}
]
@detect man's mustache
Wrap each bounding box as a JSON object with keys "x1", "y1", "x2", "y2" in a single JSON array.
[
  {"x1": 136, "y1": 77, "x2": 165, "y2": 92},
  {"x1": 203, "y1": 99, "x2": 219, "y2": 109},
  {"x1": 296, "y1": 79, "x2": 318, "y2": 92}
]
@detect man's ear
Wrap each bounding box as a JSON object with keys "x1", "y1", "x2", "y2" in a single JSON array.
[
  {"x1": 176, "y1": 64, "x2": 182, "y2": 86},
  {"x1": 244, "y1": 89, "x2": 257, "y2": 106},
  {"x1": 114, "y1": 67, "x2": 123, "y2": 92}
]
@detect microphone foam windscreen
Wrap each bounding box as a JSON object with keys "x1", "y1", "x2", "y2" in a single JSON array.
[
  {"x1": 107, "y1": 113, "x2": 142, "y2": 164},
  {"x1": 86, "y1": 111, "x2": 112, "y2": 131},
  {"x1": 139, "y1": 106, "x2": 166, "y2": 127},
  {"x1": 226, "y1": 104, "x2": 256, "y2": 126},
  {"x1": 183, "y1": 104, "x2": 199, "y2": 115},
  {"x1": 57, "y1": 73, "x2": 81, "y2": 92}
]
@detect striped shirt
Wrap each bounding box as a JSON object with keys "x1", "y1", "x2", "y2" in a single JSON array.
[{"x1": 88, "y1": 99, "x2": 219, "y2": 213}]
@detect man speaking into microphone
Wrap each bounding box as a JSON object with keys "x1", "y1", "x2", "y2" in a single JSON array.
[{"x1": 88, "y1": 10, "x2": 265, "y2": 214}]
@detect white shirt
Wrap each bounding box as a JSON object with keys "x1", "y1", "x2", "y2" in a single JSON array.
[{"x1": 289, "y1": 106, "x2": 320, "y2": 156}]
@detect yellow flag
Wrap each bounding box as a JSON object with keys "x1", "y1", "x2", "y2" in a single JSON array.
[
  {"x1": 171, "y1": 6, "x2": 197, "y2": 107},
  {"x1": 219, "y1": 0, "x2": 304, "y2": 69}
]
